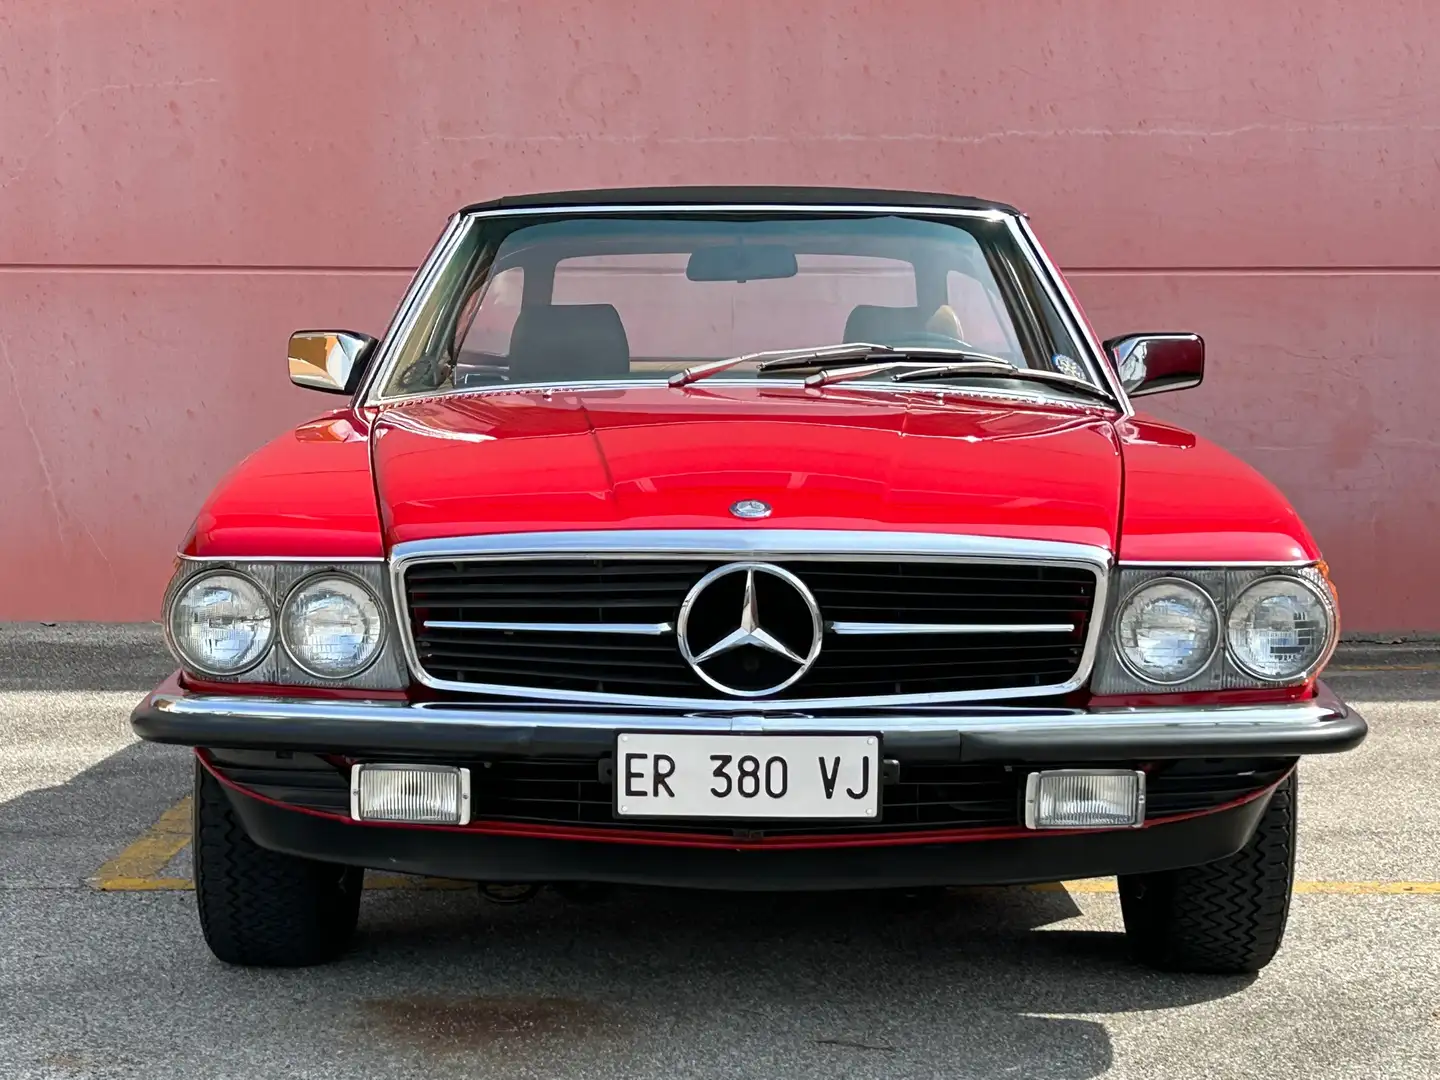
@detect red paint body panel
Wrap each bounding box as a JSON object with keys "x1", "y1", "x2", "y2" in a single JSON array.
[
  {"x1": 1116, "y1": 416, "x2": 1319, "y2": 564},
  {"x1": 184, "y1": 410, "x2": 385, "y2": 559},
  {"x1": 185, "y1": 386, "x2": 1325, "y2": 576},
  {"x1": 372, "y1": 387, "x2": 1123, "y2": 549}
]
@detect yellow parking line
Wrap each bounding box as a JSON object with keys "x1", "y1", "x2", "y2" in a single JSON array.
[
  {"x1": 90, "y1": 797, "x2": 194, "y2": 892},
  {"x1": 1030, "y1": 878, "x2": 1440, "y2": 895},
  {"x1": 88, "y1": 797, "x2": 471, "y2": 892},
  {"x1": 1293, "y1": 880, "x2": 1440, "y2": 895},
  {"x1": 91, "y1": 799, "x2": 1440, "y2": 896}
]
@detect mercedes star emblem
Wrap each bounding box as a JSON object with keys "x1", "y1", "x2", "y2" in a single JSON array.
[
  {"x1": 676, "y1": 562, "x2": 823, "y2": 697},
  {"x1": 730, "y1": 499, "x2": 772, "y2": 520}
]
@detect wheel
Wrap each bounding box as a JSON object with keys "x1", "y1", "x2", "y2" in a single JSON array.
[
  {"x1": 192, "y1": 758, "x2": 363, "y2": 967},
  {"x1": 1118, "y1": 771, "x2": 1297, "y2": 974}
]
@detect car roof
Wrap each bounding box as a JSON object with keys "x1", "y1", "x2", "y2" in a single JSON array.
[{"x1": 459, "y1": 186, "x2": 1021, "y2": 216}]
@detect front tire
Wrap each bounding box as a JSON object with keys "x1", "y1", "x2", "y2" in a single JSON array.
[
  {"x1": 193, "y1": 759, "x2": 363, "y2": 967},
  {"x1": 1119, "y1": 772, "x2": 1297, "y2": 974}
]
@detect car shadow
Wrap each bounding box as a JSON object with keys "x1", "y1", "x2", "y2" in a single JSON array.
[
  {"x1": 0, "y1": 635, "x2": 1260, "y2": 1080},
  {"x1": 339, "y1": 873, "x2": 1253, "y2": 1077}
]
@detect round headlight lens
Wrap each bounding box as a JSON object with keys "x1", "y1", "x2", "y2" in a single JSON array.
[
  {"x1": 169, "y1": 573, "x2": 274, "y2": 675},
  {"x1": 1227, "y1": 576, "x2": 1331, "y2": 681},
  {"x1": 281, "y1": 576, "x2": 385, "y2": 678},
  {"x1": 1115, "y1": 579, "x2": 1219, "y2": 684}
]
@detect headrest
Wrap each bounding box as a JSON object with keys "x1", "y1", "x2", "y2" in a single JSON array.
[
  {"x1": 842, "y1": 305, "x2": 927, "y2": 345},
  {"x1": 508, "y1": 304, "x2": 630, "y2": 383}
]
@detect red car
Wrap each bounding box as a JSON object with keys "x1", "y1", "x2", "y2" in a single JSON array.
[{"x1": 132, "y1": 187, "x2": 1365, "y2": 972}]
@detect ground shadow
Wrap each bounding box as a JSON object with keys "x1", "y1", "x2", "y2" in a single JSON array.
[{"x1": 0, "y1": 634, "x2": 1266, "y2": 1080}]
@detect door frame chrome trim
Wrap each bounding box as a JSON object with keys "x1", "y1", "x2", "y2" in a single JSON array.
[
  {"x1": 1010, "y1": 214, "x2": 1133, "y2": 418},
  {"x1": 389, "y1": 529, "x2": 1110, "y2": 712},
  {"x1": 353, "y1": 213, "x2": 471, "y2": 405}
]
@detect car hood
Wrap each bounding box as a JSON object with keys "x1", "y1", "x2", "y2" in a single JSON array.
[{"x1": 370, "y1": 386, "x2": 1122, "y2": 550}]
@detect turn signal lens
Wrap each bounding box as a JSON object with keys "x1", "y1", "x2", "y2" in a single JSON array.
[
  {"x1": 169, "y1": 573, "x2": 274, "y2": 675},
  {"x1": 1115, "y1": 579, "x2": 1219, "y2": 684},
  {"x1": 1227, "y1": 576, "x2": 1332, "y2": 681}
]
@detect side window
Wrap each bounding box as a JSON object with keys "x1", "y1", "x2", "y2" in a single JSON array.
[
  {"x1": 946, "y1": 270, "x2": 1021, "y2": 358},
  {"x1": 456, "y1": 266, "x2": 524, "y2": 358}
]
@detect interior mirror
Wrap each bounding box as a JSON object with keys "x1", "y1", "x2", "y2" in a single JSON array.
[
  {"x1": 686, "y1": 244, "x2": 798, "y2": 282},
  {"x1": 1104, "y1": 333, "x2": 1204, "y2": 397},
  {"x1": 288, "y1": 330, "x2": 378, "y2": 395}
]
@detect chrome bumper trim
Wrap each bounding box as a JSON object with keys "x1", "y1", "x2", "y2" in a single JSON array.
[{"x1": 135, "y1": 678, "x2": 1364, "y2": 760}]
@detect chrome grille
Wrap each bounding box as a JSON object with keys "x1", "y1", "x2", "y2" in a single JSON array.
[{"x1": 398, "y1": 537, "x2": 1105, "y2": 707}]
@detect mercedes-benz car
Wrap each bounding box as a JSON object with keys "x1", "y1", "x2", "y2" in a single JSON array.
[{"x1": 131, "y1": 187, "x2": 1366, "y2": 972}]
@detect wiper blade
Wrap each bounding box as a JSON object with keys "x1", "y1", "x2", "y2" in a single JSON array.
[
  {"x1": 757, "y1": 344, "x2": 980, "y2": 372},
  {"x1": 892, "y1": 363, "x2": 1117, "y2": 403},
  {"x1": 668, "y1": 343, "x2": 898, "y2": 387},
  {"x1": 804, "y1": 358, "x2": 1015, "y2": 388}
]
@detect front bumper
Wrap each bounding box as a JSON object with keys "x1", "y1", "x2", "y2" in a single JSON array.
[
  {"x1": 215, "y1": 761, "x2": 1277, "y2": 890},
  {"x1": 133, "y1": 674, "x2": 1367, "y2": 763}
]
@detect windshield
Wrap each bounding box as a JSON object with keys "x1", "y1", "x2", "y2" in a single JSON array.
[{"x1": 378, "y1": 211, "x2": 1095, "y2": 399}]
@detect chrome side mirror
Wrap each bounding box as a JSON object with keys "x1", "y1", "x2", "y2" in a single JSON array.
[
  {"x1": 1104, "y1": 333, "x2": 1204, "y2": 397},
  {"x1": 288, "y1": 330, "x2": 378, "y2": 395}
]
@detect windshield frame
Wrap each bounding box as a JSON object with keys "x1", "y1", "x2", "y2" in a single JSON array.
[{"x1": 356, "y1": 203, "x2": 1129, "y2": 414}]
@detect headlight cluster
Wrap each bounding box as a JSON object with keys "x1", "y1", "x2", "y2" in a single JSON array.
[
  {"x1": 280, "y1": 576, "x2": 385, "y2": 677},
  {"x1": 165, "y1": 562, "x2": 402, "y2": 687},
  {"x1": 169, "y1": 574, "x2": 274, "y2": 676},
  {"x1": 1097, "y1": 566, "x2": 1336, "y2": 693}
]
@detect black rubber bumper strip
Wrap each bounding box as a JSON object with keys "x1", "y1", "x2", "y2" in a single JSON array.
[{"x1": 132, "y1": 675, "x2": 1367, "y2": 763}]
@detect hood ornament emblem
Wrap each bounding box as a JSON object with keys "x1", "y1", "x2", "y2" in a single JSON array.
[
  {"x1": 730, "y1": 499, "x2": 772, "y2": 520},
  {"x1": 676, "y1": 562, "x2": 823, "y2": 697}
]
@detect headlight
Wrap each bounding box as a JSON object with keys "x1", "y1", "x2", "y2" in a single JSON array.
[
  {"x1": 1227, "y1": 576, "x2": 1332, "y2": 681},
  {"x1": 1114, "y1": 578, "x2": 1219, "y2": 684},
  {"x1": 280, "y1": 575, "x2": 385, "y2": 678},
  {"x1": 169, "y1": 572, "x2": 274, "y2": 675}
]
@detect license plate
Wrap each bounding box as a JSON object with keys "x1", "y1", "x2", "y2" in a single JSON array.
[{"x1": 614, "y1": 734, "x2": 880, "y2": 820}]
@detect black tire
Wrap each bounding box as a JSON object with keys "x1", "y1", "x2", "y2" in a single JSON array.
[
  {"x1": 193, "y1": 759, "x2": 363, "y2": 967},
  {"x1": 1119, "y1": 771, "x2": 1297, "y2": 974}
]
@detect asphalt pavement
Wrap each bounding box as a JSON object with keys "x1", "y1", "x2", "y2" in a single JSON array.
[{"x1": 1, "y1": 624, "x2": 1437, "y2": 1079}]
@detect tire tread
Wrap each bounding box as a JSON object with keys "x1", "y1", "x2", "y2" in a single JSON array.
[
  {"x1": 1120, "y1": 772, "x2": 1297, "y2": 974},
  {"x1": 193, "y1": 759, "x2": 362, "y2": 967}
]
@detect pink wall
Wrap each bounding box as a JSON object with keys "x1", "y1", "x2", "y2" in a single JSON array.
[{"x1": 2, "y1": 1, "x2": 1436, "y2": 631}]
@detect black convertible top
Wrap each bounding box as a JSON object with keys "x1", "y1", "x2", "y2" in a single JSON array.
[{"x1": 460, "y1": 186, "x2": 1021, "y2": 216}]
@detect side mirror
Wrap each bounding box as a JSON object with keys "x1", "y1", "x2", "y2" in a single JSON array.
[
  {"x1": 288, "y1": 330, "x2": 378, "y2": 395},
  {"x1": 1103, "y1": 333, "x2": 1204, "y2": 397}
]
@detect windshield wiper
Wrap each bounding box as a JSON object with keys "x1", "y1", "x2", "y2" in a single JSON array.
[
  {"x1": 803, "y1": 357, "x2": 1016, "y2": 388},
  {"x1": 668, "y1": 343, "x2": 902, "y2": 387},
  {"x1": 758, "y1": 344, "x2": 989, "y2": 372},
  {"x1": 667, "y1": 342, "x2": 1116, "y2": 404},
  {"x1": 892, "y1": 363, "x2": 1117, "y2": 404}
]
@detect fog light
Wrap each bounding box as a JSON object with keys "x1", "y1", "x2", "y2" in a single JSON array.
[
  {"x1": 350, "y1": 764, "x2": 471, "y2": 825},
  {"x1": 1024, "y1": 770, "x2": 1145, "y2": 830}
]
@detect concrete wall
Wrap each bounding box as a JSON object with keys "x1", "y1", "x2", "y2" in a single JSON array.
[{"x1": 2, "y1": 1, "x2": 1436, "y2": 631}]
